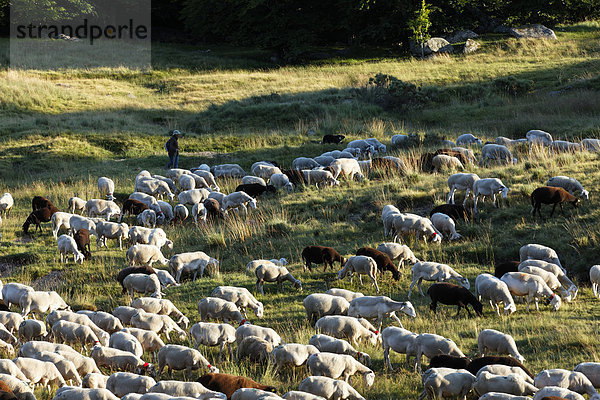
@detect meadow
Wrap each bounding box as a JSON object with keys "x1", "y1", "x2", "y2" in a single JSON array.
[{"x1": 0, "y1": 21, "x2": 600, "y2": 400}]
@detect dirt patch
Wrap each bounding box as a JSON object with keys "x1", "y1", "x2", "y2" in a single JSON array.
[
  {"x1": 32, "y1": 270, "x2": 66, "y2": 291},
  {"x1": 0, "y1": 252, "x2": 39, "y2": 276},
  {"x1": 14, "y1": 237, "x2": 34, "y2": 244}
]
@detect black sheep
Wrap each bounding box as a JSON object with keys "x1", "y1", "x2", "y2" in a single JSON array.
[
  {"x1": 116, "y1": 266, "x2": 156, "y2": 294},
  {"x1": 301, "y1": 246, "x2": 345, "y2": 271},
  {"x1": 531, "y1": 186, "x2": 578, "y2": 218},
  {"x1": 466, "y1": 356, "x2": 534, "y2": 378},
  {"x1": 32, "y1": 196, "x2": 54, "y2": 211},
  {"x1": 428, "y1": 354, "x2": 471, "y2": 370},
  {"x1": 74, "y1": 229, "x2": 92, "y2": 260},
  {"x1": 430, "y1": 204, "x2": 471, "y2": 222},
  {"x1": 281, "y1": 169, "x2": 306, "y2": 186},
  {"x1": 494, "y1": 261, "x2": 519, "y2": 278},
  {"x1": 322, "y1": 134, "x2": 345, "y2": 144},
  {"x1": 356, "y1": 247, "x2": 401, "y2": 280},
  {"x1": 428, "y1": 282, "x2": 483, "y2": 317},
  {"x1": 22, "y1": 207, "x2": 56, "y2": 234},
  {"x1": 235, "y1": 183, "x2": 276, "y2": 198}
]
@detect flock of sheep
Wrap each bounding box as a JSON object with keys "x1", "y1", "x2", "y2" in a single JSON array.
[{"x1": 0, "y1": 128, "x2": 599, "y2": 400}]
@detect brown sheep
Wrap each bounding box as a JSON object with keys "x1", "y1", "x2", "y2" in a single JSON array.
[
  {"x1": 428, "y1": 282, "x2": 483, "y2": 317},
  {"x1": 531, "y1": 186, "x2": 578, "y2": 218},
  {"x1": 197, "y1": 373, "x2": 277, "y2": 400},
  {"x1": 466, "y1": 356, "x2": 534, "y2": 378},
  {"x1": 428, "y1": 354, "x2": 471, "y2": 370},
  {"x1": 356, "y1": 247, "x2": 401, "y2": 280},
  {"x1": 119, "y1": 199, "x2": 148, "y2": 222},
  {"x1": 116, "y1": 265, "x2": 156, "y2": 294},
  {"x1": 301, "y1": 246, "x2": 346, "y2": 272},
  {"x1": 22, "y1": 206, "x2": 57, "y2": 234},
  {"x1": 372, "y1": 158, "x2": 403, "y2": 174},
  {"x1": 494, "y1": 261, "x2": 519, "y2": 278},
  {"x1": 74, "y1": 229, "x2": 92, "y2": 260},
  {"x1": 32, "y1": 196, "x2": 54, "y2": 211},
  {"x1": 204, "y1": 198, "x2": 224, "y2": 220}
]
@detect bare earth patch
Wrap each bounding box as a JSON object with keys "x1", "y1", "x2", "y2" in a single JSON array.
[{"x1": 32, "y1": 271, "x2": 66, "y2": 291}]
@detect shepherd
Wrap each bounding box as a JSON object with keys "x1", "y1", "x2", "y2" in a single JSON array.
[{"x1": 165, "y1": 129, "x2": 183, "y2": 169}]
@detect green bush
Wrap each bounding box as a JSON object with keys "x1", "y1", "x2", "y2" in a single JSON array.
[
  {"x1": 493, "y1": 76, "x2": 535, "y2": 96},
  {"x1": 366, "y1": 73, "x2": 429, "y2": 111}
]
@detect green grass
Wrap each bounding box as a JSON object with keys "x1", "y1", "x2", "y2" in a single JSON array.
[{"x1": 0, "y1": 21, "x2": 600, "y2": 400}]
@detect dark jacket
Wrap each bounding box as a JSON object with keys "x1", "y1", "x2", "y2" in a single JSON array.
[{"x1": 165, "y1": 136, "x2": 179, "y2": 156}]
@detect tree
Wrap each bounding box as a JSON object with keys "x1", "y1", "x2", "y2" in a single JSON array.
[{"x1": 408, "y1": 0, "x2": 432, "y2": 58}]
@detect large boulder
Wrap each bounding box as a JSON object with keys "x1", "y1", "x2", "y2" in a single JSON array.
[
  {"x1": 463, "y1": 39, "x2": 480, "y2": 54},
  {"x1": 410, "y1": 37, "x2": 454, "y2": 57},
  {"x1": 508, "y1": 24, "x2": 557, "y2": 40},
  {"x1": 446, "y1": 30, "x2": 478, "y2": 44}
]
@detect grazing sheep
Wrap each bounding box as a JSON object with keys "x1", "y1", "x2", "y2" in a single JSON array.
[
  {"x1": 123, "y1": 274, "x2": 162, "y2": 299},
  {"x1": 52, "y1": 320, "x2": 101, "y2": 351},
  {"x1": 518, "y1": 265, "x2": 571, "y2": 301},
  {"x1": 126, "y1": 245, "x2": 169, "y2": 267},
  {"x1": 74, "y1": 228, "x2": 92, "y2": 260},
  {"x1": 293, "y1": 157, "x2": 321, "y2": 170},
  {"x1": 478, "y1": 329, "x2": 524, "y2": 362},
  {"x1": 198, "y1": 297, "x2": 244, "y2": 324},
  {"x1": 495, "y1": 136, "x2": 528, "y2": 147},
  {"x1": 337, "y1": 256, "x2": 379, "y2": 293},
  {"x1": 530, "y1": 187, "x2": 578, "y2": 218},
  {"x1": 324, "y1": 289, "x2": 364, "y2": 303},
  {"x1": 235, "y1": 184, "x2": 276, "y2": 198},
  {"x1": 297, "y1": 376, "x2": 365, "y2": 400},
  {"x1": 375, "y1": 243, "x2": 417, "y2": 269},
  {"x1": 157, "y1": 344, "x2": 218, "y2": 377},
  {"x1": 391, "y1": 213, "x2": 443, "y2": 246},
  {"x1": 222, "y1": 192, "x2": 257, "y2": 216},
  {"x1": 270, "y1": 173, "x2": 294, "y2": 191},
  {"x1": 302, "y1": 246, "x2": 346, "y2": 272},
  {"x1": 452, "y1": 147, "x2": 476, "y2": 163},
  {"x1": 420, "y1": 368, "x2": 475, "y2": 400},
  {"x1": 211, "y1": 286, "x2": 263, "y2": 319},
  {"x1": 380, "y1": 326, "x2": 418, "y2": 370},
  {"x1": 106, "y1": 372, "x2": 156, "y2": 397},
  {"x1": 303, "y1": 294, "x2": 350, "y2": 323},
  {"x1": 192, "y1": 202, "x2": 208, "y2": 226},
  {"x1": 428, "y1": 354, "x2": 470, "y2": 370},
  {"x1": 348, "y1": 296, "x2": 415, "y2": 330},
  {"x1": 190, "y1": 322, "x2": 236, "y2": 361},
  {"x1": 138, "y1": 209, "x2": 157, "y2": 228},
  {"x1": 23, "y1": 206, "x2": 57, "y2": 234},
  {"x1": 475, "y1": 274, "x2": 517, "y2": 316},
  {"x1": 346, "y1": 140, "x2": 376, "y2": 156},
  {"x1": 96, "y1": 177, "x2": 115, "y2": 201},
  {"x1": 129, "y1": 309, "x2": 186, "y2": 341},
  {"x1": 32, "y1": 351, "x2": 82, "y2": 386},
  {"x1": 413, "y1": 333, "x2": 466, "y2": 372},
  {"x1": 12, "y1": 357, "x2": 66, "y2": 388},
  {"x1": 130, "y1": 298, "x2": 188, "y2": 328},
  {"x1": 432, "y1": 154, "x2": 464, "y2": 173},
  {"x1": 120, "y1": 199, "x2": 149, "y2": 222},
  {"x1": 19, "y1": 290, "x2": 70, "y2": 318},
  {"x1": 198, "y1": 373, "x2": 277, "y2": 400},
  {"x1": 356, "y1": 247, "x2": 401, "y2": 280},
  {"x1": 323, "y1": 134, "x2": 345, "y2": 144},
  {"x1": 109, "y1": 331, "x2": 144, "y2": 357},
  {"x1": 591, "y1": 265, "x2": 600, "y2": 298},
  {"x1": 177, "y1": 189, "x2": 211, "y2": 206},
  {"x1": 519, "y1": 260, "x2": 576, "y2": 298},
  {"x1": 46, "y1": 310, "x2": 109, "y2": 345},
  {"x1": 329, "y1": 159, "x2": 363, "y2": 181},
  {"x1": 272, "y1": 343, "x2": 320, "y2": 370},
  {"x1": 480, "y1": 144, "x2": 517, "y2": 165},
  {"x1": 526, "y1": 130, "x2": 553, "y2": 147},
  {"x1": 534, "y1": 369, "x2": 599, "y2": 398},
  {"x1": 546, "y1": 176, "x2": 589, "y2": 200},
  {"x1": 309, "y1": 334, "x2": 371, "y2": 367},
  {"x1": 381, "y1": 204, "x2": 401, "y2": 237},
  {"x1": 447, "y1": 173, "x2": 480, "y2": 206},
  {"x1": 112, "y1": 305, "x2": 140, "y2": 326},
  {"x1": 550, "y1": 140, "x2": 581, "y2": 153},
  {"x1": 156, "y1": 201, "x2": 174, "y2": 223},
  {"x1": 473, "y1": 178, "x2": 510, "y2": 214},
  {"x1": 456, "y1": 134, "x2": 482, "y2": 146},
  {"x1": 306, "y1": 353, "x2": 373, "y2": 386},
  {"x1": 430, "y1": 213, "x2": 462, "y2": 241},
  {"x1": 519, "y1": 245, "x2": 563, "y2": 270},
  {"x1": 251, "y1": 164, "x2": 282, "y2": 181},
  {"x1": 428, "y1": 282, "x2": 483, "y2": 317},
  {"x1": 0, "y1": 359, "x2": 28, "y2": 382},
  {"x1": 91, "y1": 346, "x2": 154, "y2": 375},
  {"x1": 409, "y1": 261, "x2": 469, "y2": 298},
  {"x1": 169, "y1": 251, "x2": 219, "y2": 283},
  {"x1": 57, "y1": 234, "x2": 85, "y2": 264},
  {"x1": 255, "y1": 264, "x2": 302, "y2": 295},
  {"x1": 314, "y1": 316, "x2": 378, "y2": 347},
  {"x1": 0, "y1": 193, "x2": 14, "y2": 219},
  {"x1": 135, "y1": 178, "x2": 175, "y2": 202},
  {"x1": 501, "y1": 272, "x2": 562, "y2": 311},
  {"x1": 96, "y1": 221, "x2": 129, "y2": 251},
  {"x1": 235, "y1": 323, "x2": 282, "y2": 347},
  {"x1": 533, "y1": 387, "x2": 584, "y2": 400},
  {"x1": 128, "y1": 227, "x2": 173, "y2": 252},
  {"x1": 574, "y1": 362, "x2": 600, "y2": 388},
  {"x1": 302, "y1": 170, "x2": 340, "y2": 188},
  {"x1": 231, "y1": 388, "x2": 281, "y2": 400},
  {"x1": 18, "y1": 319, "x2": 47, "y2": 341},
  {"x1": 179, "y1": 174, "x2": 196, "y2": 191},
  {"x1": 474, "y1": 371, "x2": 538, "y2": 397},
  {"x1": 52, "y1": 211, "x2": 75, "y2": 239},
  {"x1": 116, "y1": 266, "x2": 156, "y2": 294},
  {"x1": 69, "y1": 214, "x2": 97, "y2": 237},
  {"x1": 0, "y1": 310, "x2": 24, "y2": 333},
  {"x1": 242, "y1": 176, "x2": 267, "y2": 186},
  {"x1": 32, "y1": 195, "x2": 54, "y2": 211},
  {"x1": 77, "y1": 311, "x2": 123, "y2": 334},
  {"x1": 476, "y1": 366, "x2": 534, "y2": 385},
  {"x1": 430, "y1": 204, "x2": 471, "y2": 222},
  {"x1": 173, "y1": 204, "x2": 189, "y2": 223},
  {"x1": 85, "y1": 199, "x2": 121, "y2": 221},
  {"x1": 82, "y1": 372, "x2": 109, "y2": 389},
  {"x1": 581, "y1": 138, "x2": 600, "y2": 152},
  {"x1": 153, "y1": 175, "x2": 179, "y2": 194},
  {"x1": 0, "y1": 374, "x2": 34, "y2": 400},
  {"x1": 212, "y1": 164, "x2": 246, "y2": 178},
  {"x1": 148, "y1": 381, "x2": 226, "y2": 400},
  {"x1": 236, "y1": 335, "x2": 273, "y2": 363}
]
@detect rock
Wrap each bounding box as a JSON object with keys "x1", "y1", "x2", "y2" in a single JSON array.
[
  {"x1": 463, "y1": 39, "x2": 480, "y2": 54},
  {"x1": 446, "y1": 30, "x2": 478, "y2": 44},
  {"x1": 508, "y1": 24, "x2": 557, "y2": 40},
  {"x1": 410, "y1": 37, "x2": 454, "y2": 57}
]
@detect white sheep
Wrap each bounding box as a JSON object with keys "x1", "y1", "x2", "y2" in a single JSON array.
[
  {"x1": 347, "y1": 139, "x2": 376, "y2": 156},
  {"x1": 476, "y1": 365, "x2": 534, "y2": 385},
  {"x1": 76, "y1": 311, "x2": 123, "y2": 334},
  {"x1": 128, "y1": 227, "x2": 173, "y2": 252},
  {"x1": 236, "y1": 335, "x2": 274, "y2": 363},
  {"x1": 173, "y1": 204, "x2": 189, "y2": 222},
  {"x1": 120, "y1": 327, "x2": 166, "y2": 354},
  {"x1": 456, "y1": 134, "x2": 482, "y2": 146},
  {"x1": 52, "y1": 212, "x2": 75, "y2": 239},
  {"x1": 106, "y1": 372, "x2": 156, "y2": 397},
  {"x1": 32, "y1": 351, "x2": 83, "y2": 386},
  {"x1": 113, "y1": 306, "x2": 140, "y2": 325},
  {"x1": 324, "y1": 289, "x2": 364, "y2": 303},
  {"x1": 82, "y1": 372, "x2": 109, "y2": 389},
  {"x1": 303, "y1": 294, "x2": 349, "y2": 323},
  {"x1": 273, "y1": 343, "x2": 320, "y2": 370},
  {"x1": 57, "y1": 234, "x2": 85, "y2": 264},
  {"x1": 329, "y1": 159, "x2": 363, "y2": 181},
  {"x1": 302, "y1": 170, "x2": 340, "y2": 188},
  {"x1": 0, "y1": 359, "x2": 29, "y2": 381},
  {"x1": 157, "y1": 344, "x2": 218, "y2": 377},
  {"x1": 473, "y1": 178, "x2": 510, "y2": 214},
  {"x1": 191, "y1": 169, "x2": 220, "y2": 191},
  {"x1": 591, "y1": 265, "x2": 600, "y2": 298},
  {"x1": 501, "y1": 272, "x2": 561, "y2": 311},
  {"x1": 550, "y1": 140, "x2": 581, "y2": 153},
  {"x1": 413, "y1": 333, "x2": 466, "y2": 372},
  {"x1": 0, "y1": 193, "x2": 14, "y2": 219},
  {"x1": 251, "y1": 164, "x2": 282, "y2": 180},
  {"x1": 135, "y1": 177, "x2": 175, "y2": 202},
  {"x1": 255, "y1": 264, "x2": 302, "y2": 295},
  {"x1": 130, "y1": 297, "x2": 188, "y2": 328},
  {"x1": 138, "y1": 209, "x2": 157, "y2": 228},
  {"x1": 452, "y1": 147, "x2": 477, "y2": 163},
  {"x1": 546, "y1": 176, "x2": 589, "y2": 200},
  {"x1": 148, "y1": 381, "x2": 226, "y2": 399},
  {"x1": 211, "y1": 286, "x2": 264, "y2": 319},
  {"x1": 348, "y1": 296, "x2": 415, "y2": 331},
  {"x1": 109, "y1": 331, "x2": 144, "y2": 357},
  {"x1": 96, "y1": 221, "x2": 129, "y2": 250},
  {"x1": 13, "y1": 356, "x2": 66, "y2": 388},
  {"x1": 391, "y1": 213, "x2": 443, "y2": 245},
  {"x1": 381, "y1": 204, "x2": 401, "y2": 238},
  {"x1": 574, "y1": 362, "x2": 600, "y2": 388},
  {"x1": 409, "y1": 261, "x2": 469, "y2": 298},
  {"x1": 85, "y1": 199, "x2": 121, "y2": 221},
  {"x1": 19, "y1": 341, "x2": 101, "y2": 376},
  {"x1": 391, "y1": 134, "x2": 409, "y2": 146},
  {"x1": 532, "y1": 387, "x2": 584, "y2": 400},
  {"x1": 18, "y1": 318, "x2": 47, "y2": 341},
  {"x1": 282, "y1": 391, "x2": 327, "y2": 400},
  {"x1": 447, "y1": 173, "x2": 480, "y2": 205},
  {"x1": 19, "y1": 290, "x2": 70, "y2": 318},
  {"x1": 0, "y1": 373, "x2": 36, "y2": 400},
  {"x1": 534, "y1": 369, "x2": 599, "y2": 398},
  {"x1": 477, "y1": 329, "x2": 524, "y2": 363},
  {"x1": 474, "y1": 372, "x2": 538, "y2": 397},
  {"x1": 518, "y1": 259, "x2": 573, "y2": 292},
  {"x1": 169, "y1": 251, "x2": 219, "y2": 283},
  {"x1": 98, "y1": 177, "x2": 116, "y2": 201},
  {"x1": 481, "y1": 144, "x2": 517, "y2": 165},
  {"x1": 189, "y1": 322, "x2": 236, "y2": 361},
  {"x1": 156, "y1": 201, "x2": 174, "y2": 223},
  {"x1": 129, "y1": 309, "x2": 186, "y2": 341},
  {"x1": 69, "y1": 215, "x2": 97, "y2": 237},
  {"x1": 212, "y1": 163, "x2": 246, "y2": 178},
  {"x1": 297, "y1": 376, "x2": 365, "y2": 400},
  {"x1": 198, "y1": 297, "x2": 244, "y2": 324},
  {"x1": 152, "y1": 269, "x2": 179, "y2": 289},
  {"x1": 306, "y1": 352, "x2": 373, "y2": 387},
  {"x1": 223, "y1": 191, "x2": 257, "y2": 216},
  {"x1": 129, "y1": 192, "x2": 162, "y2": 214},
  {"x1": 308, "y1": 334, "x2": 371, "y2": 367},
  {"x1": 91, "y1": 346, "x2": 154, "y2": 375},
  {"x1": 68, "y1": 196, "x2": 87, "y2": 215},
  {"x1": 0, "y1": 309, "x2": 25, "y2": 332},
  {"x1": 518, "y1": 265, "x2": 572, "y2": 302},
  {"x1": 519, "y1": 244, "x2": 563, "y2": 270},
  {"x1": 381, "y1": 326, "x2": 418, "y2": 370},
  {"x1": 177, "y1": 189, "x2": 210, "y2": 205},
  {"x1": 421, "y1": 368, "x2": 475, "y2": 400},
  {"x1": 0, "y1": 322, "x2": 17, "y2": 347},
  {"x1": 245, "y1": 258, "x2": 288, "y2": 276},
  {"x1": 126, "y1": 244, "x2": 169, "y2": 267},
  {"x1": 123, "y1": 274, "x2": 162, "y2": 300},
  {"x1": 430, "y1": 212, "x2": 462, "y2": 240},
  {"x1": 495, "y1": 136, "x2": 528, "y2": 147},
  {"x1": 46, "y1": 310, "x2": 109, "y2": 345},
  {"x1": 314, "y1": 316, "x2": 378, "y2": 347},
  {"x1": 53, "y1": 387, "x2": 119, "y2": 400},
  {"x1": 432, "y1": 154, "x2": 464, "y2": 172},
  {"x1": 153, "y1": 175, "x2": 179, "y2": 194},
  {"x1": 581, "y1": 138, "x2": 600, "y2": 152},
  {"x1": 270, "y1": 173, "x2": 294, "y2": 191},
  {"x1": 179, "y1": 174, "x2": 196, "y2": 191},
  {"x1": 235, "y1": 323, "x2": 282, "y2": 347},
  {"x1": 337, "y1": 256, "x2": 379, "y2": 293},
  {"x1": 242, "y1": 176, "x2": 267, "y2": 186},
  {"x1": 52, "y1": 320, "x2": 101, "y2": 351},
  {"x1": 475, "y1": 274, "x2": 516, "y2": 316},
  {"x1": 293, "y1": 157, "x2": 321, "y2": 170},
  {"x1": 192, "y1": 202, "x2": 208, "y2": 227},
  {"x1": 526, "y1": 130, "x2": 553, "y2": 147}
]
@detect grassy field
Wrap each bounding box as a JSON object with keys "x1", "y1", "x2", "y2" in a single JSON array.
[{"x1": 0, "y1": 22, "x2": 600, "y2": 400}]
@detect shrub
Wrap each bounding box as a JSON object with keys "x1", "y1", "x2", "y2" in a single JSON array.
[
  {"x1": 493, "y1": 76, "x2": 534, "y2": 96},
  {"x1": 365, "y1": 73, "x2": 428, "y2": 111}
]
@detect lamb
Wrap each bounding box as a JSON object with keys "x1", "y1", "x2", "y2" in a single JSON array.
[
  {"x1": 272, "y1": 343, "x2": 320, "y2": 370},
  {"x1": 106, "y1": 372, "x2": 156, "y2": 397},
  {"x1": 173, "y1": 204, "x2": 189, "y2": 223},
  {"x1": 18, "y1": 319, "x2": 47, "y2": 341},
  {"x1": 130, "y1": 297, "x2": 189, "y2": 328},
  {"x1": 293, "y1": 157, "x2": 321, "y2": 170},
  {"x1": 517, "y1": 265, "x2": 571, "y2": 301},
  {"x1": 236, "y1": 335, "x2": 273, "y2": 363},
  {"x1": 128, "y1": 227, "x2": 173, "y2": 252},
  {"x1": 428, "y1": 282, "x2": 483, "y2": 317},
  {"x1": 306, "y1": 352, "x2": 373, "y2": 387},
  {"x1": 169, "y1": 251, "x2": 219, "y2": 283},
  {"x1": 375, "y1": 243, "x2": 418, "y2": 269},
  {"x1": 413, "y1": 333, "x2": 466, "y2": 372},
  {"x1": 456, "y1": 134, "x2": 482, "y2": 146},
  {"x1": 96, "y1": 221, "x2": 129, "y2": 250},
  {"x1": 91, "y1": 346, "x2": 154, "y2": 375},
  {"x1": 236, "y1": 323, "x2": 282, "y2": 347},
  {"x1": 270, "y1": 173, "x2": 294, "y2": 191},
  {"x1": 68, "y1": 196, "x2": 86, "y2": 215},
  {"x1": 302, "y1": 246, "x2": 346, "y2": 272},
  {"x1": 0, "y1": 310, "x2": 24, "y2": 332},
  {"x1": 495, "y1": 136, "x2": 528, "y2": 147},
  {"x1": 190, "y1": 322, "x2": 236, "y2": 361},
  {"x1": 308, "y1": 334, "x2": 371, "y2": 367},
  {"x1": 478, "y1": 329, "x2": 524, "y2": 363},
  {"x1": 329, "y1": 159, "x2": 363, "y2": 181},
  {"x1": 432, "y1": 154, "x2": 464, "y2": 172},
  {"x1": 302, "y1": 170, "x2": 340, "y2": 188},
  {"x1": 391, "y1": 213, "x2": 443, "y2": 245},
  {"x1": 129, "y1": 309, "x2": 186, "y2": 341},
  {"x1": 409, "y1": 261, "x2": 469, "y2": 298},
  {"x1": 52, "y1": 212, "x2": 74, "y2": 239},
  {"x1": 348, "y1": 296, "x2": 415, "y2": 330},
  {"x1": 480, "y1": 144, "x2": 517, "y2": 165},
  {"x1": 117, "y1": 266, "x2": 156, "y2": 294},
  {"x1": 138, "y1": 209, "x2": 157, "y2": 228},
  {"x1": 475, "y1": 274, "x2": 517, "y2": 316},
  {"x1": 303, "y1": 294, "x2": 350, "y2": 323},
  {"x1": 109, "y1": 331, "x2": 144, "y2": 357},
  {"x1": 420, "y1": 368, "x2": 475, "y2": 400},
  {"x1": 222, "y1": 192, "x2": 257, "y2": 216},
  {"x1": 546, "y1": 176, "x2": 589, "y2": 200},
  {"x1": 192, "y1": 202, "x2": 208, "y2": 226},
  {"x1": 77, "y1": 311, "x2": 123, "y2": 334},
  {"x1": 530, "y1": 187, "x2": 578, "y2": 218},
  {"x1": 85, "y1": 200, "x2": 121, "y2": 221},
  {"x1": 0, "y1": 193, "x2": 14, "y2": 219},
  {"x1": 57, "y1": 234, "x2": 85, "y2": 264},
  {"x1": 534, "y1": 369, "x2": 599, "y2": 398},
  {"x1": 82, "y1": 373, "x2": 109, "y2": 389},
  {"x1": 0, "y1": 373, "x2": 35, "y2": 400},
  {"x1": 198, "y1": 373, "x2": 277, "y2": 400},
  {"x1": 156, "y1": 201, "x2": 174, "y2": 223},
  {"x1": 501, "y1": 272, "x2": 562, "y2": 311},
  {"x1": 69, "y1": 215, "x2": 97, "y2": 237},
  {"x1": 476, "y1": 365, "x2": 534, "y2": 385},
  {"x1": 12, "y1": 357, "x2": 66, "y2": 388},
  {"x1": 297, "y1": 376, "x2": 365, "y2": 400},
  {"x1": 210, "y1": 286, "x2": 263, "y2": 319},
  {"x1": 23, "y1": 206, "x2": 57, "y2": 234},
  {"x1": 74, "y1": 228, "x2": 92, "y2": 260},
  {"x1": 532, "y1": 387, "x2": 584, "y2": 400},
  {"x1": 574, "y1": 362, "x2": 600, "y2": 388},
  {"x1": 157, "y1": 344, "x2": 218, "y2": 377},
  {"x1": 120, "y1": 328, "x2": 166, "y2": 354},
  {"x1": 30, "y1": 351, "x2": 82, "y2": 386},
  {"x1": 324, "y1": 289, "x2": 364, "y2": 303},
  {"x1": 126, "y1": 244, "x2": 169, "y2": 267},
  {"x1": 52, "y1": 320, "x2": 103, "y2": 351},
  {"x1": 473, "y1": 178, "x2": 510, "y2": 214},
  {"x1": 447, "y1": 173, "x2": 481, "y2": 206},
  {"x1": 0, "y1": 360, "x2": 28, "y2": 382},
  {"x1": 255, "y1": 264, "x2": 302, "y2": 295},
  {"x1": 120, "y1": 199, "x2": 149, "y2": 222},
  {"x1": 430, "y1": 213, "x2": 462, "y2": 240},
  {"x1": 474, "y1": 371, "x2": 538, "y2": 397},
  {"x1": 212, "y1": 164, "x2": 246, "y2": 178},
  {"x1": 337, "y1": 256, "x2": 379, "y2": 293},
  {"x1": 519, "y1": 244, "x2": 563, "y2": 270},
  {"x1": 198, "y1": 297, "x2": 244, "y2": 324},
  {"x1": 314, "y1": 316, "x2": 378, "y2": 347},
  {"x1": 177, "y1": 189, "x2": 210, "y2": 205},
  {"x1": 123, "y1": 273, "x2": 162, "y2": 299},
  {"x1": 19, "y1": 290, "x2": 70, "y2": 318},
  {"x1": 526, "y1": 130, "x2": 553, "y2": 147}
]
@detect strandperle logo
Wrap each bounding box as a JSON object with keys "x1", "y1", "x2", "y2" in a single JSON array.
[{"x1": 14, "y1": 19, "x2": 148, "y2": 45}]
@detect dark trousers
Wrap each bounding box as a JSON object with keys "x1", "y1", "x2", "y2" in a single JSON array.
[{"x1": 166, "y1": 152, "x2": 179, "y2": 169}]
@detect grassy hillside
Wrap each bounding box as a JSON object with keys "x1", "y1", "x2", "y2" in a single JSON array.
[{"x1": 0, "y1": 22, "x2": 600, "y2": 400}]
